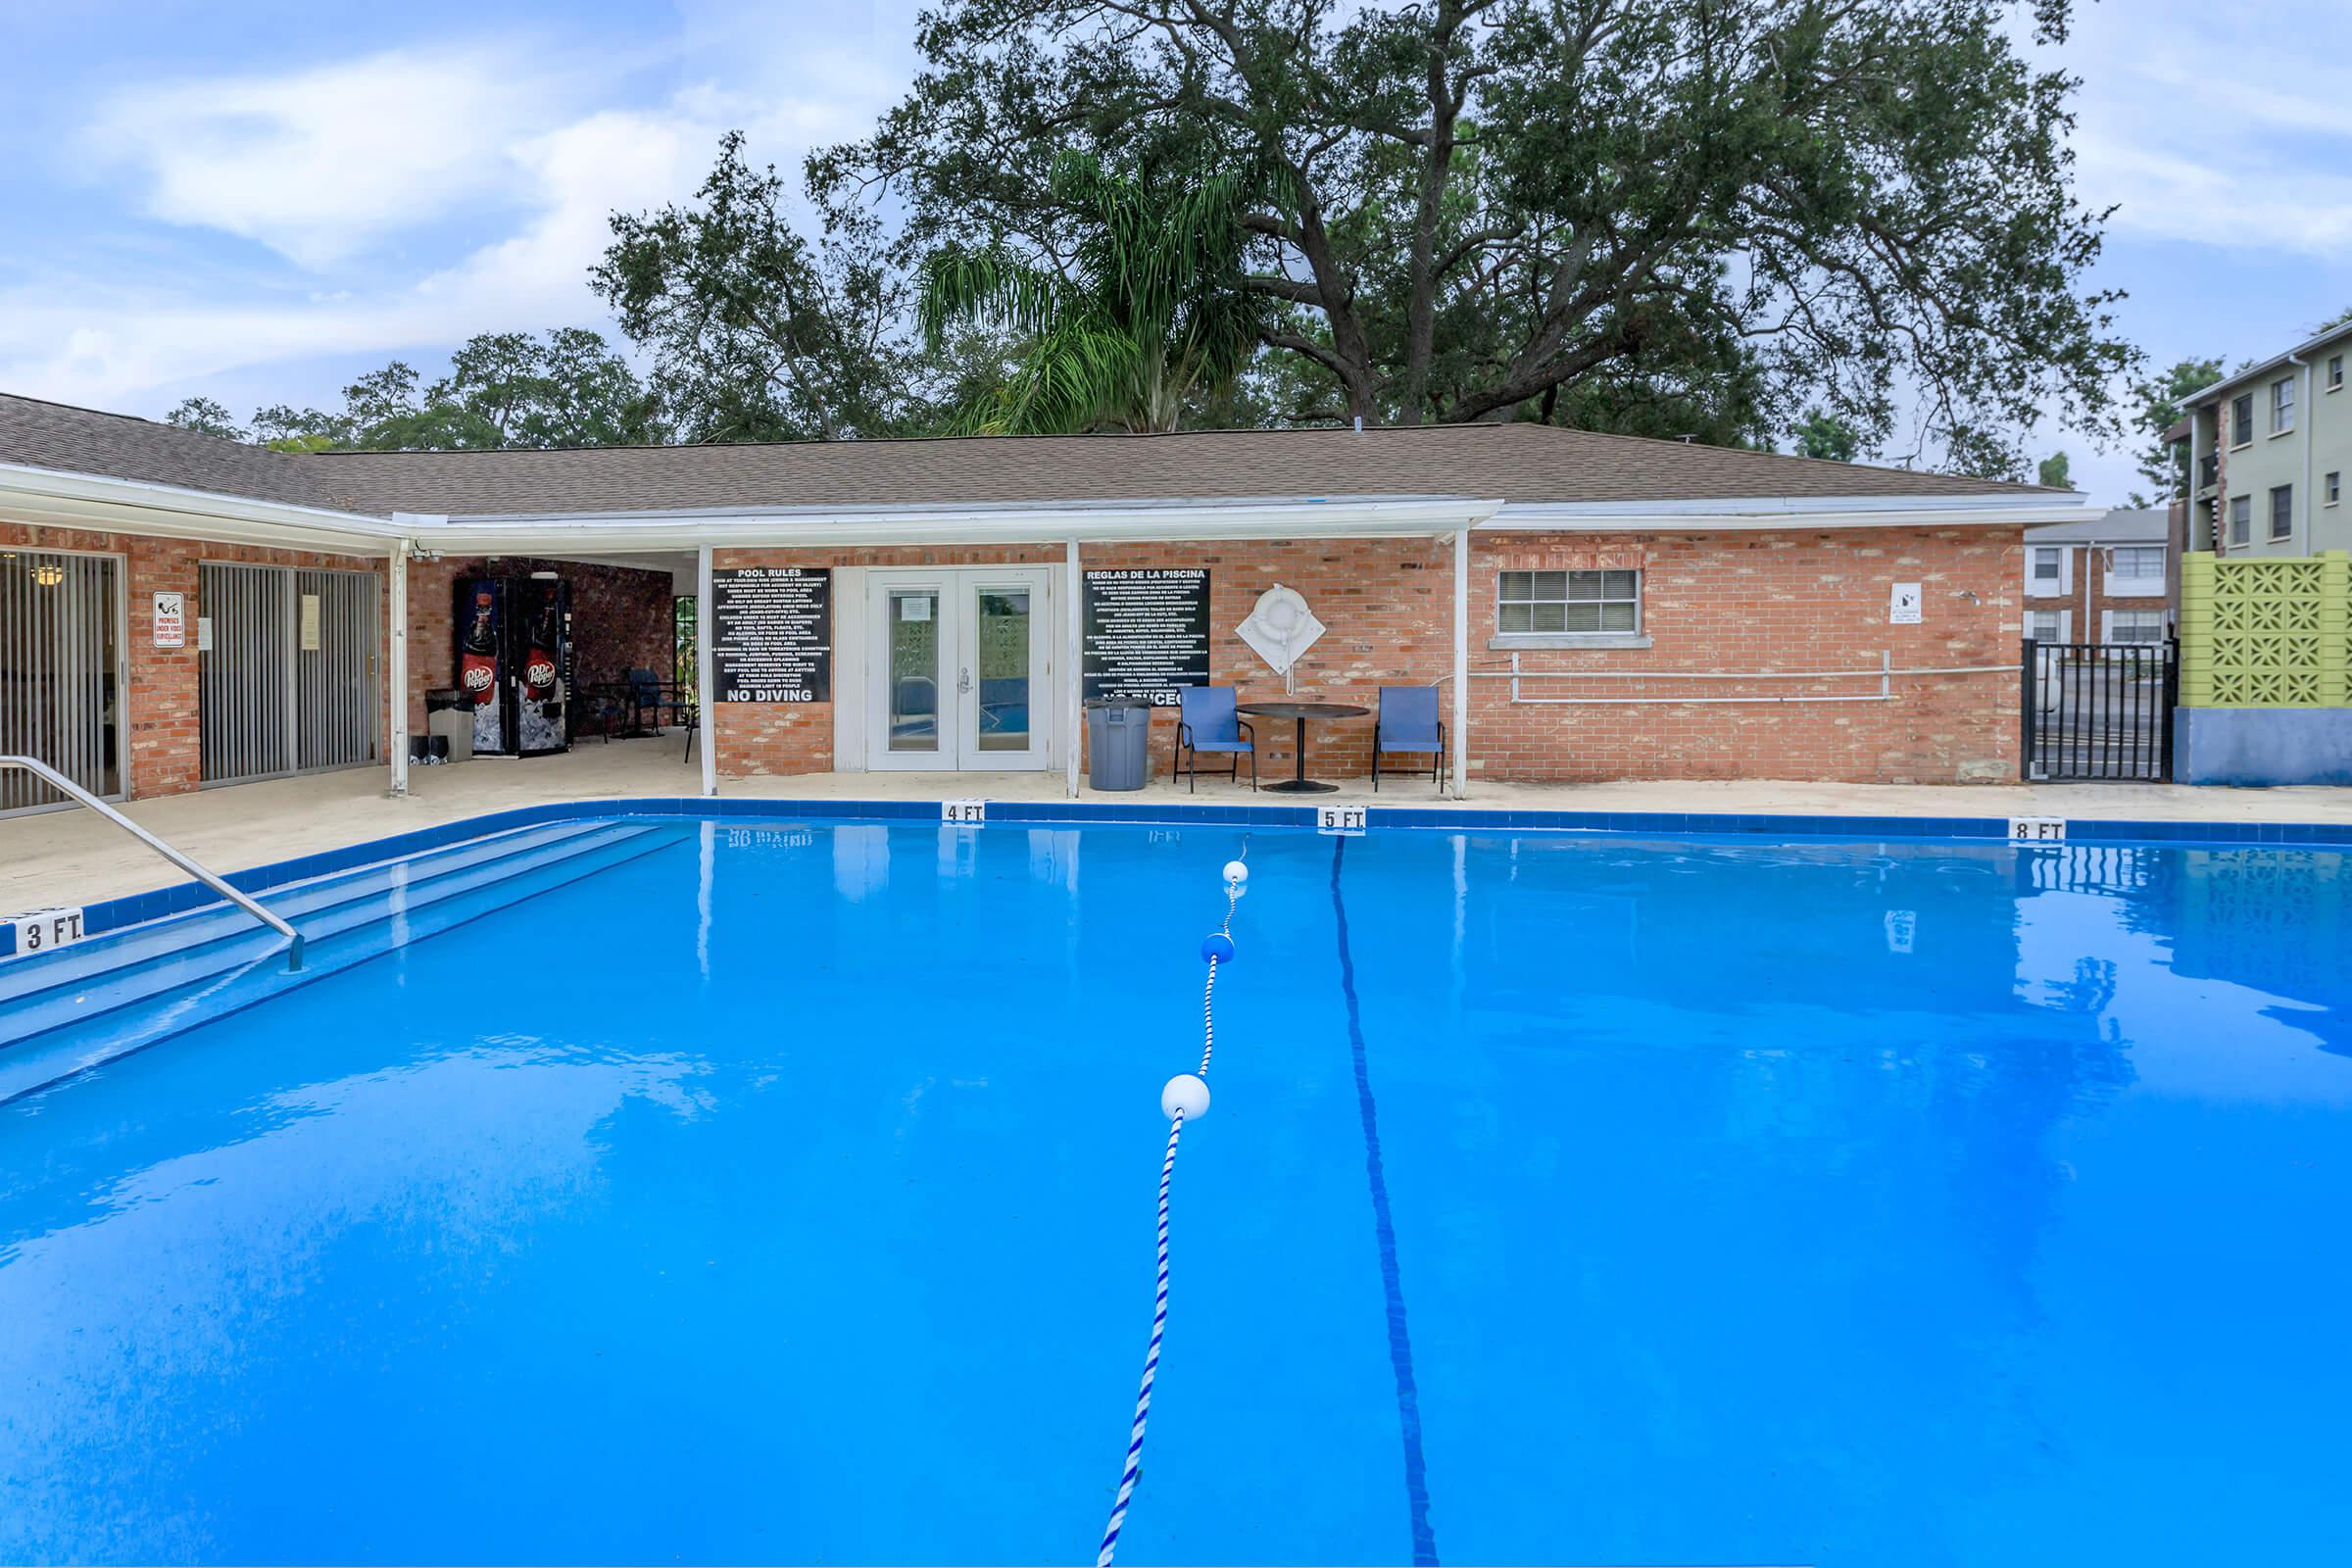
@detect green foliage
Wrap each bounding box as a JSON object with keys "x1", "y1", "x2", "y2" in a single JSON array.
[
  {"x1": 2311, "y1": 305, "x2": 2352, "y2": 335},
  {"x1": 2037, "y1": 451, "x2": 2071, "y2": 489},
  {"x1": 1791, "y1": 408, "x2": 1861, "y2": 463},
  {"x1": 165, "y1": 397, "x2": 247, "y2": 442},
  {"x1": 916, "y1": 153, "x2": 1264, "y2": 432},
  {"x1": 240, "y1": 331, "x2": 662, "y2": 452},
  {"x1": 815, "y1": 0, "x2": 2134, "y2": 469},
  {"x1": 593, "y1": 131, "x2": 933, "y2": 441},
  {"x1": 2123, "y1": 354, "x2": 2222, "y2": 507}
]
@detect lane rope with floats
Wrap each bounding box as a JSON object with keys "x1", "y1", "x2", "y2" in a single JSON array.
[{"x1": 1093, "y1": 851, "x2": 1250, "y2": 1568}]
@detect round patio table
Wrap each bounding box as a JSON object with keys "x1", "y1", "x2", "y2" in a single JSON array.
[{"x1": 1237, "y1": 701, "x2": 1368, "y2": 794}]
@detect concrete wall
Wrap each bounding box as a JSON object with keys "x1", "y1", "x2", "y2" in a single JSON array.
[
  {"x1": 714, "y1": 525, "x2": 2024, "y2": 785},
  {"x1": 2176, "y1": 708, "x2": 2352, "y2": 786},
  {"x1": 1, "y1": 517, "x2": 389, "y2": 801}
]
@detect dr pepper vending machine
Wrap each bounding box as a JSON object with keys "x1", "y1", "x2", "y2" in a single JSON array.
[{"x1": 454, "y1": 574, "x2": 571, "y2": 757}]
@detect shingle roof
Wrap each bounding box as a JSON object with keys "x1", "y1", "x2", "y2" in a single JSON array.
[
  {"x1": 3, "y1": 391, "x2": 2050, "y2": 520},
  {"x1": 2026, "y1": 506, "x2": 2170, "y2": 544},
  {"x1": 0, "y1": 393, "x2": 339, "y2": 510}
]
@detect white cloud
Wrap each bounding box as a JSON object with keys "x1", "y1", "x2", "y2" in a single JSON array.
[
  {"x1": 2071, "y1": 129, "x2": 2352, "y2": 257},
  {"x1": 2052, "y1": 3, "x2": 2352, "y2": 259},
  {"x1": 0, "y1": 29, "x2": 899, "y2": 410},
  {"x1": 85, "y1": 46, "x2": 566, "y2": 269}
]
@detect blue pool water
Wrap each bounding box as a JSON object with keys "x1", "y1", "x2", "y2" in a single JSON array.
[{"x1": 3, "y1": 818, "x2": 2349, "y2": 1564}]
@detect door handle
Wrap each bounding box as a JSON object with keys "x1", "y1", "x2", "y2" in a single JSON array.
[{"x1": 958, "y1": 665, "x2": 972, "y2": 695}]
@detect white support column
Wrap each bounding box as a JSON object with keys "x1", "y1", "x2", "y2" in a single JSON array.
[
  {"x1": 1065, "y1": 536, "x2": 1083, "y2": 799},
  {"x1": 387, "y1": 542, "x2": 410, "y2": 798},
  {"x1": 697, "y1": 546, "x2": 717, "y2": 798},
  {"x1": 1451, "y1": 526, "x2": 1470, "y2": 799}
]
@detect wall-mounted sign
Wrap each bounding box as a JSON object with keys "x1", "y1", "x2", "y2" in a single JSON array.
[
  {"x1": 1083, "y1": 568, "x2": 1210, "y2": 704},
  {"x1": 153, "y1": 592, "x2": 186, "y2": 648},
  {"x1": 299, "y1": 593, "x2": 321, "y2": 652},
  {"x1": 711, "y1": 566, "x2": 831, "y2": 703},
  {"x1": 197, "y1": 616, "x2": 214, "y2": 652},
  {"x1": 1889, "y1": 582, "x2": 1923, "y2": 624}
]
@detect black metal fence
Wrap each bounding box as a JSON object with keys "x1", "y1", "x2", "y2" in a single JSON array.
[{"x1": 2021, "y1": 639, "x2": 2178, "y2": 782}]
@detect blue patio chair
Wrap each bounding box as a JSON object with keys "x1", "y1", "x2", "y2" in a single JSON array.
[
  {"x1": 1177, "y1": 685, "x2": 1255, "y2": 792},
  {"x1": 625, "y1": 667, "x2": 665, "y2": 736},
  {"x1": 1374, "y1": 685, "x2": 1446, "y2": 792}
]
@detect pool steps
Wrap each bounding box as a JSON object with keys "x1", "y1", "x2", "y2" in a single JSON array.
[{"x1": 0, "y1": 820, "x2": 680, "y2": 1104}]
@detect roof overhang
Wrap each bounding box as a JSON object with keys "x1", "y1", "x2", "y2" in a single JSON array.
[
  {"x1": 0, "y1": 461, "x2": 404, "y2": 558},
  {"x1": 1486, "y1": 492, "x2": 2090, "y2": 531},
  {"x1": 2182, "y1": 324, "x2": 2352, "y2": 407},
  {"x1": 403, "y1": 495, "x2": 1505, "y2": 553}
]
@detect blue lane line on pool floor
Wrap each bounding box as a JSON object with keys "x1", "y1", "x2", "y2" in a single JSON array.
[{"x1": 1329, "y1": 837, "x2": 1440, "y2": 1567}]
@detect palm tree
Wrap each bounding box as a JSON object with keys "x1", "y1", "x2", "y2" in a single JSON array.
[{"x1": 916, "y1": 153, "x2": 1263, "y2": 434}]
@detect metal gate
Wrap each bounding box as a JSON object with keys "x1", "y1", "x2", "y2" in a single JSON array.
[
  {"x1": 199, "y1": 563, "x2": 380, "y2": 786},
  {"x1": 1, "y1": 549, "x2": 125, "y2": 813},
  {"x1": 2021, "y1": 638, "x2": 2178, "y2": 782}
]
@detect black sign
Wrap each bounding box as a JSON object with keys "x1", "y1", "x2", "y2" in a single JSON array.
[
  {"x1": 1083, "y1": 568, "x2": 1211, "y2": 704},
  {"x1": 712, "y1": 567, "x2": 831, "y2": 703}
]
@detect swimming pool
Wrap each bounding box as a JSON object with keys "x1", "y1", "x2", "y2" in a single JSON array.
[{"x1": 3, "y1": 815, "x2": 2347, "y2": 1564}]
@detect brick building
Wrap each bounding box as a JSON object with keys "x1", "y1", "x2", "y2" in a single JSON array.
[
  {"x1": 2022, "y1": 506, "x2": 2174, "y2": 648},
  {"x1": 2, "y1": 393, "x2": 2085, "y2": 809}
]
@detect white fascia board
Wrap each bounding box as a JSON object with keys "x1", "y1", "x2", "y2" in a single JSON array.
[
  {"x1": 1485, "y1": 493, "x2": 2090, "y2": 531},
  {"x1": 416, "y1": 496, "x2": 1504, "y2": 552},
  {"x1": 0, "y1": 461, "x2": 405, "y2": 557}
]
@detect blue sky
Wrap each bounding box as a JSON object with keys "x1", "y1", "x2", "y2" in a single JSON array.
[{"x1": 3, "y1": 0, "x2": 2349, "y2": 506}]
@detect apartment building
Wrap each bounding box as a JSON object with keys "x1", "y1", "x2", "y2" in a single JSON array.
[
  {"x1": 2180, "y1": 320, "x2": 2351, "y2": 556},
  {"x1": 2022, "y1": 506, "x2": 2173, "y2": 644}
]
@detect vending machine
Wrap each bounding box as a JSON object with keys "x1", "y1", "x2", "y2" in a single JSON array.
[{"x1": 454, "y1": 574, "x2": 571, "y2": 757}]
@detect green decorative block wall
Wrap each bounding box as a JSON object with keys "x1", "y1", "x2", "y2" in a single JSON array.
[{"x1": 2179, "y1": 551, "x2": 2350, "y2": 709}]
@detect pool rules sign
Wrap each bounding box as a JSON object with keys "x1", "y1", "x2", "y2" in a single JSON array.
[
  {"x1": 1082, "y1": 568, "x2": 1210, "y2": 704},
  {"x1": 712, "y1": 567, "x2": 831, "y2": 703}
]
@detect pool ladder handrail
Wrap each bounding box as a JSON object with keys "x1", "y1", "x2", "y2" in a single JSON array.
[{"x1": 1, "y1": 754, "x2": 304, "y2": 972}]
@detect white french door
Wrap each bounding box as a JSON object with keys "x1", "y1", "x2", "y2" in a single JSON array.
[{"x1": 865, "y1": 566, "x2": 1054, "y2": 771}]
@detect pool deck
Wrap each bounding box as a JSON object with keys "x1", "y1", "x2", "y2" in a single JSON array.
[{"x1": 7, "y1": 736, "x2": 2352, "y2": 911}]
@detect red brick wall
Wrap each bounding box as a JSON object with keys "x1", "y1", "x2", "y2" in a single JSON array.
[
  {"x1": 403, "y1": 557, "x2": 675, "y2": 730},
  {"x1": 714, "y1": 527, "x2": 2024, "y2": 785},
  {"x1": 1, "y1": 518, "x2": 388, "y2": 801}
]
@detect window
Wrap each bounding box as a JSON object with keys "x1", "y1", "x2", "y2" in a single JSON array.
[
  {"x1": 2231, "y1": 393, "x2": 2254, "y2": 446},
  {"x1": 2026, "y1": 609, "x2": 2069, "y2": 643},
  {"x1": 2230, "y1": 495, "x2": 2251, "y2": 545},
  {"x1": 2271, "y1": 484, "x2": 2294, "y2": 539},
  {"x1": 2329, "y1": 471, "x2": 2342, "y2": 507},
  {"x1": 2105, "y1": 610, "x2": 2166, "y2": 644},
  {"x1": 2027, "y1": 545, "x2": 2069, "y2": 596},
  {"x1": 2272, "y1": 376, "x2": 2296, "y2": 435},
  {"x1": 2330, "y1": 355, "x2": 2344, "y2": 391},
  {"x1": 672, "y1": 595, "x2": 698, "y2": 691},
  {"x1": 2108, "y1": 546, "x2": 2165, "y2": 580},
  {"x1": 1497, "y1": 569, "x2": 1640, "y2": 634}
]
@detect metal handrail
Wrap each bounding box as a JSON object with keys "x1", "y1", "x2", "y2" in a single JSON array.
[{"x1": 1, "y1": 755, "x2": 304, "y2": 971}]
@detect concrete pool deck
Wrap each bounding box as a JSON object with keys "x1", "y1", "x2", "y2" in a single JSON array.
[{"x1": 8, "y1": 735, "x2": 2352, "y2": 910}]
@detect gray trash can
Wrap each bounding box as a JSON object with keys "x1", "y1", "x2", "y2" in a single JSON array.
[{"x1": 1086, "y1": 700, "x2": 1154, "y2": 791}]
